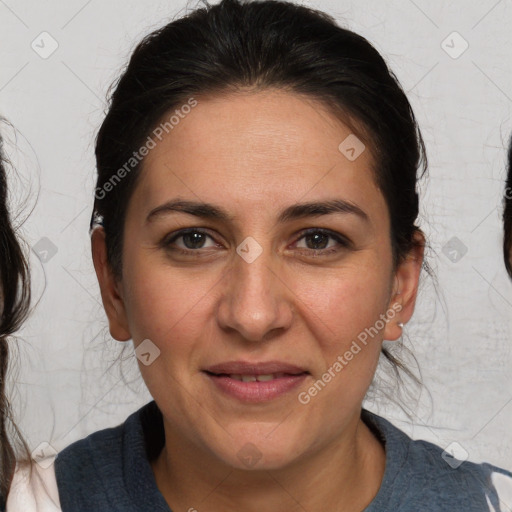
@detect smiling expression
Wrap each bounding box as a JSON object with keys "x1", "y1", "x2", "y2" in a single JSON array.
[{"x1": 93, "y1": 88, "x2": 421, "y2": 470}]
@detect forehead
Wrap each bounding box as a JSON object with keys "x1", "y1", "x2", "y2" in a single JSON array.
[{"x1": 131, "y1": 89, "x2": 387, "y2": 224}]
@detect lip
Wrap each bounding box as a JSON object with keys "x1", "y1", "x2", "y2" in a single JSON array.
[{"x1": 203, "y1": 360, "x2": 309, "y2": 403}]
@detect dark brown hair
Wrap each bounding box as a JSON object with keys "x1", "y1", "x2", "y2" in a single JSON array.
[
  {"x1": 91, "y1": 0, "x2": 427, "y2": 386},
  {"x1": 0, "y1": 127, "x2": 31, "y2": 505},
  {"x1": 92, "y1": 0, "x2": 426, "y2": 272},
  {"x1": 503, "y1": 134, "x2": 512, "y2": 276}
]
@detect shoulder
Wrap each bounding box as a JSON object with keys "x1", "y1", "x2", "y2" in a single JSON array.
[
  {"x1": 362, "y1": 410, "x2": 512, "y2": 511},
  {"x1": 406, "y1": 439, "x2": 512, "y2": 511},
  {"x1": 56, "y1": 418, "x2": 126, "y2": 477},
  {"x1": 6, "y1": 462, "x2": 61, "y2": 512},
  {"x1": 54, "y1": 416, "x2": 129, "y2": 510},
  {"x1": 54, "y1": 401, "x2": 162, "y2": 512}
]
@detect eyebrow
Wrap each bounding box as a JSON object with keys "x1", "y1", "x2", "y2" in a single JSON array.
[{"x1": 146, "y1": 198, "x2": 369, "y2": 224}]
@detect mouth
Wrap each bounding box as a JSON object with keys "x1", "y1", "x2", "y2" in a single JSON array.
[
  {"x1": 210, "y1": 372, "x2": 303, "y2": 382},
  {"x1": 203, "y1": 361, "x2": 309, "y2": 402}
]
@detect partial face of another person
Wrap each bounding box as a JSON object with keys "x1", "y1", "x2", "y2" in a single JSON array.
[{"x1": 93, "y1": 89, "x2": 422, "y2": 470}]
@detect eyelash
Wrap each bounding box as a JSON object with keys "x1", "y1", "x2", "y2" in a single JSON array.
[{"x1": 160, "y1": 227, "x2": 351, "y2": 257}]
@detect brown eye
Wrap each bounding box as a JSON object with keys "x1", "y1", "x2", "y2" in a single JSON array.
[
  {"x1": 162, "y1": 228, "x2": 218, "y2": 252},
  {"x1": 302, "y1": 232, "x2": 331, "y2": 250},
  {"x1": 294, "y1": 228, "x2": 350, "y2": 255}
]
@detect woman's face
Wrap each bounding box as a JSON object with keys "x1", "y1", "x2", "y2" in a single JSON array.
[{"x1": 93, "y1": 89, "x2": 422, "y2": 469}]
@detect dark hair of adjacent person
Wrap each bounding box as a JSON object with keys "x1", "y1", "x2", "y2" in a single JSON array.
[
  {"x1": 91, "y1": 0, "x2": 427, "y2": 380},
  {"x1": 503, "y1": 135, "x2": 512, "y2": 276},
  {"x1": 0, "y1": 130, "x2": 31, "y2": 505}
]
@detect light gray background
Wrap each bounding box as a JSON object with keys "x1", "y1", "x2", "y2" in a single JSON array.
[{"x1": 1, "y1": 0, "x2": 511, "y2": 470}]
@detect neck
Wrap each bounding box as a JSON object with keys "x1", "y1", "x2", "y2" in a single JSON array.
[{"x1": 151, "y1": 412, "x2": 386, "y2": 512}]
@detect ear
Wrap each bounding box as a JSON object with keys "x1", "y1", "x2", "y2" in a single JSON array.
[
  {"x1": 383, "y1": 231, "x2": 425, "y2": 341},
  {"x1": 91, "y1": 228, "x2": 131, "y2": 342}
]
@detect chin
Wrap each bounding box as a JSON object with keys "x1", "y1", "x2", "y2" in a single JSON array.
[{"x1": 212, "y1": 428, "x2": 305, "y2": 471}]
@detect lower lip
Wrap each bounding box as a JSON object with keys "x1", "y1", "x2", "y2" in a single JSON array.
[{"x1": 204, "y1": 372, "x2": 308, "y2": 403}]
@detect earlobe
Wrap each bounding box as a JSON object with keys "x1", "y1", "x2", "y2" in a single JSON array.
[
  {"x1": 383, "y1": 232, "x2": 425, "y2": 341},
  {"x1": 91, "y1": 228, "x2": 131, "y2": 342}
]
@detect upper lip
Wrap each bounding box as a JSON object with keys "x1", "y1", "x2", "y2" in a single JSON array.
[{"x1": 204, "y1": 361, "x2": 308, "y2": 375}]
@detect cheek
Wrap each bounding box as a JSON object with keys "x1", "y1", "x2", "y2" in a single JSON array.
[
  {"x1": 121, "y1": 250, "x2": 221, "y2": 351},
  {"x1": 290, "y1": 262, "x2": 392, "y2": 402},
  {"x1": 293, "y1": 263, "x2": 392, "y2": 346},
  {"x1": 287, "y1": 265, "x2": 391, "y2": 438}
]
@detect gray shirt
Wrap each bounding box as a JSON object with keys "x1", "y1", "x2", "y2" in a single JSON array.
[{"x1": 54, "y1": 401, "x2": 512, "y2": 511}]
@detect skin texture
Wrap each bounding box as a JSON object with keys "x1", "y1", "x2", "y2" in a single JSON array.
[{"x1": 92, "y1": 89, "x2": 424, "y2": 511}]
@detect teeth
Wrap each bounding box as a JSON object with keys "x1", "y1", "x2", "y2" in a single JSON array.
[
  {"x1": 255, "y1": 374, "x2": 274, "y2": 381},
  {"x1": 228, "y1": 373, "x2": 287, "y2": 382}
]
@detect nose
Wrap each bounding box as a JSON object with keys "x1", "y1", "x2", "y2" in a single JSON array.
[{"x1": 216, "y1": 239, "x2": 294, "y2": 343}]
